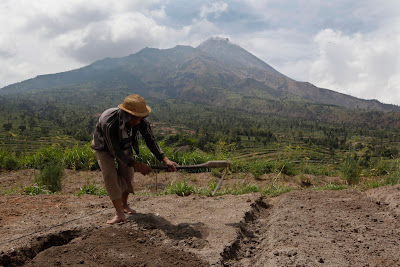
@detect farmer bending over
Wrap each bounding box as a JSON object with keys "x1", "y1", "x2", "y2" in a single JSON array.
[{"x1": 92, "y1": 94, "x2": 178, "y2": 224}]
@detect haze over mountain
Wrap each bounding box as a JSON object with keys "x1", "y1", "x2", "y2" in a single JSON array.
[{"x1": 1, "y1": 37, "x2": 399, "y2": 114}]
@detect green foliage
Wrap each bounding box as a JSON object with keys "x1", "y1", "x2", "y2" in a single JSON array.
[
  {"x1": 35, "y1": 159, "x2": 64, "y2": 193},
  {"x1": 77, "y1": 183, "x2": 108, "y2": 196},
  {"x1": 274, "y1": 161, "x2": 297, "y2": 176},
  {"x1": 135, "y1": 142, "x2": 217, "y2": 171},
  {"x1": 262, "y1": 185, "x2": 293, "y2": 197},
  {"x1": 0, "y1": 187, "x2": 19, "y2": 195},
  {"x1": 363, "y1": 178, "x2": 385, "y2": 189},
  {"x1": 384, "y1": 160, "x2": 400, "y2": 185},
  {"x1": 299, "y1": 158, "x2": 335, "y2": 176},
  {"x1": 3, "y1": 157, "x2": 19, "y2": 170},
  {"x1": 0, "y1": 151, "x2": 20, "y2": 170},
  {"x1": 164, "y1": 180, "x2": 196, "y2": 196},
  {"x1": 3, "y1": 123, "x2": 12, "y2": 131},
  {"x1": 229, "y1": 159, "x2": 252, "y2": 173},
  {"x1": 370, "y1": 158, "x2": 391, "y2": 176},
  {"x1": 64, "y1": 143, "x2": 98, "y2": 170},
  {"x1": 23, "y1": 185, "x2": 51, "y2": 196},
  {"x1": 219, "y1": 183, "x2": 260, "y2": 195},
  {"x1": 340, "y1": 155, "x2": 361, "y2": 185},
  {"x1": 385, "y1": 173, "x2": 400, "y2": 185},
  {"x1": 249, "y1": 160, "x2": 274, "y2": 178},
  {"x1": 23, "y1": 145, "x2": 64, "y2": 169}
]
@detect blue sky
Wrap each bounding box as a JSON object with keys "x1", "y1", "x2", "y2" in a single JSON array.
[{"x1": 1, "y1": 0, "x2": 399, "y2": 105}]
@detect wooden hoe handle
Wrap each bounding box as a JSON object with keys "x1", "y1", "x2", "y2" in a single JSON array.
[{"x1": 150, "y1": 160, "x2": 232, "y2": 170}]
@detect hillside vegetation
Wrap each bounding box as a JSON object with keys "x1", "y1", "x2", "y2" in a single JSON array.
[{"x1": 1, "y1": 37, "x2": 399, "y2": 194}]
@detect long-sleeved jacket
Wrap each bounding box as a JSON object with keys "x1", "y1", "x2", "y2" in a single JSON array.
[{"x1": 92, "y1": 108, "x2": 165, "y2": 167}]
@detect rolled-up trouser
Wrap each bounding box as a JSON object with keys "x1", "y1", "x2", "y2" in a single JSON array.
[{"x1": 95, "y1": 150, "x2": 134, "y2": 200}]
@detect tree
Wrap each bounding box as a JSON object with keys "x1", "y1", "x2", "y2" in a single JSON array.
[
  {"x1": 19, "y1": 125, "x2": 26, "y2": 132},
  {"x1": 3, "y1": 123, "x2": 12, "y2": 131}
]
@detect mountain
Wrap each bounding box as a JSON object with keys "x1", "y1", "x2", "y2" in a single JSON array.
[
  {"x1": 1, "y1": 37, "x2": 399, "y2": 115},
  {"x1": 197, "y1": 37, "x2": 285, "y2": 78}
]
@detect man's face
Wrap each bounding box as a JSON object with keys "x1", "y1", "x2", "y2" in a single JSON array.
[{"x1": 128, "y1": 116, "x2": 144, "y2": 127}]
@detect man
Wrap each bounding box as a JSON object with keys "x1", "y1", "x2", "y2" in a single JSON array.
[{"x1": 92, "y1": 94, "x2": 178, "y2": 224}]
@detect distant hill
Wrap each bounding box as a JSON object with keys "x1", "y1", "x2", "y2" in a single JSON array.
[{"x1": 1, "y1": 37, "x2": 399, "y2": 115}]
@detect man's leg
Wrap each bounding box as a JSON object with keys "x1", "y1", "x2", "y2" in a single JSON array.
[
  {"x1": 117, "y1": 156, "x2": 136, "y2": 214},
  {"x1": 108, "y1": 199, "x2": 126, "y2": 224},
  {"x1": 95, "y1": 151, "x2": 126, "y2": 224},
  {"x1": 121, "y1": 191, "x2": 136, "y2": 214}
]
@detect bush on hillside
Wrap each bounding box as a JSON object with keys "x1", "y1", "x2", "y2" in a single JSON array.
[{"x1": 340, "y1": 155, "x2": 360, "y2": 185}]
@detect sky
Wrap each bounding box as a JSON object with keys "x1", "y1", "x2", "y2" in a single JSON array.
[{"x1": 1, "y1": 0, "x2": 399, "y2": 105}]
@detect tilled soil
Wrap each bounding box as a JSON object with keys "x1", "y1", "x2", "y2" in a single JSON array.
[
  {"x1": 222, "y1": 188, "x2": 400, "y2": 266},
  {"x1": 1, "y1": 170, "x2": 400, "y2": 266}
]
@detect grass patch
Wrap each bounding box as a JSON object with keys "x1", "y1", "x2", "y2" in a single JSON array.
[
  {"x1": 163, "y1": 180, "x2": 196, "y2": 196},
  {"x1": 262, "y1": 185, "x2": 293, "y2": 197},
  {"x1": 0, "y1": 187, "x2": 21, "y2": 195},
  {"x1": 219, "y1": 183, "x2": 260, "y2": 195},
  {"x1": 22, "y1": 185, "x2": 52, "y2": 195},
  {"x1": 77, "y1": 183, "x2": 108, "y2": 196}
]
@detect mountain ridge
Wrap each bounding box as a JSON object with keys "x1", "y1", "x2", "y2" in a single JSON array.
[{"x1": 1, "y1": 37, "x2": 399, "y2": 113}]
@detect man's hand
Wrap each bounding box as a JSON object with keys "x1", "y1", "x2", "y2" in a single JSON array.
[
  {"x1": 162, "y1": 157, "x2": 179, "y2": 172},
  {"x1": 133, "y1": 162, "x2": 152, "y2": 175}
]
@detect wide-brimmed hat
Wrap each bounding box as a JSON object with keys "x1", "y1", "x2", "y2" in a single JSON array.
[{"x1": 118, "y1": 94, "x2": 152, "y2": 117}]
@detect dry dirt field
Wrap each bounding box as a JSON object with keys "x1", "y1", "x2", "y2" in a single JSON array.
[{"x1": 1, "y1": 169, "x2": 400, "y2": 266}]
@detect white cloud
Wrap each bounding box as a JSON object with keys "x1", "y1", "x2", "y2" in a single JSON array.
[
  {"x1": 0, "y1": 1, "x2": 182, "y2": 87},
  {"x1": 309, "y1": 28, "x2": 400, "y2": 105},
  {"x1": 199, "y1": 2, "x2": 228, "y2": 19},
  {"x1": 0, "y1": 33, "x2": 17, "y2": 58},
  {"x1": 236, "y1": 29, "x2": 315, "y2": 72},
  {"x1": 150, "y1": 5, "x2": 166, "y2": 19}
]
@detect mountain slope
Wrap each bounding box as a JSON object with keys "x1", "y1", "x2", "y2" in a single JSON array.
[
  {"x1": 197, "y1": 37, "x2": 399, "y2": 112},
  {"x1": 1, "y1": 37, "x2": 399, "y2": 113},
  {"x1": 197, "y1": 37, "x2": 285, "y2": 78}
]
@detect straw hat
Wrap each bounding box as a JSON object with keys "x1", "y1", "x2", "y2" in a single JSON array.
[{"x1": 118, "y1": 94, "x2": 152, "y2": 117}]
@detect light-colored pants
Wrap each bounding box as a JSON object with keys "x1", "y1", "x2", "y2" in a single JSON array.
[{"x1": 95, "y1": 150, "x2": 134, "y2": 200}]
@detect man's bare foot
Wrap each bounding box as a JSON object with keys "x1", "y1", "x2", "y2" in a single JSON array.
[
  {"x1": 123, "y1": 206, "x2": 136, "y2": 214},
  {"x1": 106, "y1": 215, "x2": 126, "y2": 225}
]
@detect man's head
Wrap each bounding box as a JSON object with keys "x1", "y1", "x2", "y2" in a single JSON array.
[
  {"x1": 119, "y1": 94, "x2": 152, "y2": 127},
  {"x1": 118, "y1": 94, "x2": 152, "y2": 117}
]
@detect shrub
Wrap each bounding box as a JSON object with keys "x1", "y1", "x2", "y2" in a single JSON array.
[
  {"x1": 249, "y1": 160, "x2": 274, "y2": 179},
  {"x1": 2, "y1": 156, "x2": 19, "y2": 170},
  {"x1": 385, "y1": 161, "x2": 400, "y2": 185},
  {"x1": 229, "y1": 159, "x2": 251, "y2": 173},
  {"x1": 64, "y1": 143, "x2": 98, "y2": 170},
  {"x1": 371, "y1": 158, "x2": 391, "y2": 176},
  {"x1": 274, "y1": 161, "x2": 297, "y2": 176},
  {"x1": 0, "y1": 151, "x2": 20, "y2": 170},
  {"x1": 35, "y1": 159, "x2": 64, "y2": 193},
  {"x1": 340, "y1": 156, "x2": 360, "y2": 185},
  {"x1": 24, "y1": 146, "x2": 64, "y2": 169}
]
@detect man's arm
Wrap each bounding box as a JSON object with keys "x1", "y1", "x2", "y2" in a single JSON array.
[
  {"x1": 138, "y1": 119, "x2": 165, "y2": 161},
  {"x1": 139, "y1": 119, "x2": 178, "y2": 171}
]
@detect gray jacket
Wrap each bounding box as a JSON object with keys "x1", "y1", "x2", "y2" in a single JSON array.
[{"x1": 92, "y1": 108, "x2": 165, "y2": 167}]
